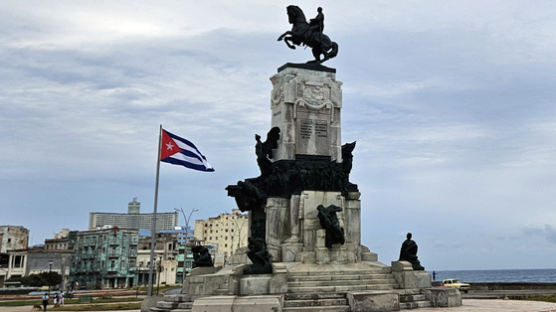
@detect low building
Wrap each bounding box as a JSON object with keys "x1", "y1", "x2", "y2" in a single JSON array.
[
  {"x1": 193, "y1": 210, "x2": 248, "y2": 265},
  {"x1": 68, "y1": 228, "x2": 138, "y2": 289},
  {"x1": 0, "y1": 226, "x2": 29, "y2": 252},
  {"x1": 136, "y1": 232, "x2": 179, "y2": 286},
  {"x1": 0, "y1": 250, "x2": 27, "y2": 288},
  {"x1": 25, "y1": 248, "x2": 73, "y2": 289},
  {"x1": 44, "y1": 229, "x2": 72, "y2": 251}
]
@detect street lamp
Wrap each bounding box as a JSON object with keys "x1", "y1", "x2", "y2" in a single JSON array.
[
  {"x1": 156, "y1": 257, "x2": 162, "y2": 296},
  {"x1": 174, "y1": 208, "x2": 198, "y2": 284},
  {"x1": 48, "y1": 261, "x2": 53, "y2": 294}
]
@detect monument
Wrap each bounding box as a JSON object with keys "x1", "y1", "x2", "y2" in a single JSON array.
[{"x1": 146, "y1": 6, "x2": 461, "y2": 312}]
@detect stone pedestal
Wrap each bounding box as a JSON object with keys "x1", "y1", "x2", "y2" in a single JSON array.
[
  {"x1": 391, "y1": 261, "x2": 431, "y2": 289},
  {"x1": 265, "y1": 197, "x2": 289, "y2": 261},
  {"x1": 270, "y1": 66, "x2": 343, "y2": 161},
  {"x1": 347, "y1": 291, "x2": 400, "y2": 312},
  {"x1": 192, "y1": 295, "x2": 282, "y2": 312},
  {"x1": 424, "y1": 288, "x2": 462, "y2": 307},
  {"x1": 240, "y1": 275, "x2": 272, "y2": 295}
]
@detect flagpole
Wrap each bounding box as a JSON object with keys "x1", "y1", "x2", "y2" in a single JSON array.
[{"x1": 148, "y1": 124, "x2": 162, "y2": 297}]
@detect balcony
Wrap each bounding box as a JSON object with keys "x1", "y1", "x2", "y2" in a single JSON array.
[{"x1": 81, "y1": 254, "x2": 95, "y2": 259}]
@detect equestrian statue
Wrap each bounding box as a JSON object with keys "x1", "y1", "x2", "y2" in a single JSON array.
[{"x1": 277, "y1": 6, "x2": 339, "y2": 64}]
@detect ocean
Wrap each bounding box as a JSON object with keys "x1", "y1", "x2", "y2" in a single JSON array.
[{"x1": 433, "y1": 269, "x2": 556, "y2": 283}]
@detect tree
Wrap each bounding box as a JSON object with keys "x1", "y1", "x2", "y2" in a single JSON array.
[
  {"x1": 42, "y1": 272, "x2": 62, "y2": 288},
  {"x1": 21, "y1": 274, "x2": 43, "y2": 287},
  {"x1": 20, "y1": 272, "x2": 62, "y2": 288}
]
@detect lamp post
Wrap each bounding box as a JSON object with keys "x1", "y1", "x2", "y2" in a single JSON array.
[
  {"x1": 156, "y1": 257, "x2": 162, "y2": 296},
  {"x1": 174, "y1": 208, "x2": 198, "y2": 284},
  {"x1": 48, "y1": 261, "x2": 53, "y2": 294}
]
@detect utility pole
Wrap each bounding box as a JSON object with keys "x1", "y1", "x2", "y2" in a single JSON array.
[
  {"x1": 48, "y1": 261, "x2": 53, "y2": 294},
  {"x1": 174, "y1": 207, "x2": 198, "y2": 283}
]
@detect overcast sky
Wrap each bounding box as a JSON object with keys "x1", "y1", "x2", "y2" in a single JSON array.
[{"x1": 1, "y1": 1, "x2": 556, "y2": 270}]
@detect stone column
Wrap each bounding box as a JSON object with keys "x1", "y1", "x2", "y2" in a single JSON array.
[
  {"x1": 281, "y1": 195, "x2": 303, "y2": 262},
  {"x1": 265, "y1": 197, "x2": 289, "y2": 262},
  {"x1": 270, "y1": 64, "x2": 343, "y2": 162}
]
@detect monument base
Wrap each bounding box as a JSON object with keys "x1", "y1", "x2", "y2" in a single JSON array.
[
  {"x1": 424, "y1": 288, "x2": 462, "y2": 307},
  {"x1": 391, "y1": 261, "x2": 432, "y2": 289},
  {"x1": 192, "y1": 295, "x2": 282, "y2": 312},
  {"x1": 347, "y1": 291, "x2": 400, "y2": 312}
]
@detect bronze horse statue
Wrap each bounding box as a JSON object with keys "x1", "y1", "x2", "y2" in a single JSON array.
[{"x1": 277, "y1": 6, "x2": 338, "y2": 64}]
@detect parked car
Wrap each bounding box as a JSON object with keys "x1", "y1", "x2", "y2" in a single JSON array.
[
  {"x1": 431, "y1": 280, "x2": 445, "y2": 287},
  {"x1": 442, "y1": 279, "x2": 470, "y2": 293}
]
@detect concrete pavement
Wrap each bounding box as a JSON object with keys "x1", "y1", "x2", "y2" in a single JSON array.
[
  {"x1": 1, "y1": 299, "x2": 556, "y2": 312},
  {"x1": 417, "y1": 299, "x2": 556, "y2": 311}
]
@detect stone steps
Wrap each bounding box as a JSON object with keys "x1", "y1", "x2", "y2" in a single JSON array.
[
  {"x1": 400, "y1": 301, "x2": 432, "y2": 309},
  {"x1": 283, "y1": 305, "x2": 350, "y2": 312},
  {"x1": 288, "y1": 284, "x2": 395, "y2": 293},
  {"x1": 288, "y1": 278, "x2": 396, "y2": 287},
  {"x1": 288, "y1": 273, "x2": 394, "y2": 281},
  {"x1": 285, "y1": 293, "x2": 346, "y2": 300},
  {"x1": 399, "y1": 291, "x2": 432, "y2": 310},
  {"x1": 150, "y1": 294, "x2": 193, "y2": 312},
  {"x1": 283, "y1": 292, "x2": 350, "y2": 312},
  {"x1": 288, "y1": 268, "x2": 391, "y2": 276},
  {"x1": 287, "y1": 267, "x2": 399, "y2": 294},
  {"x1": 284, "y1": 298, "x2": 348, "y2": 307}
]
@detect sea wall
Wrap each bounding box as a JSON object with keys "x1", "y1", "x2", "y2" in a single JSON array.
[{"x1": 471, "y1": 282, "x2": 556, "y2": 290}]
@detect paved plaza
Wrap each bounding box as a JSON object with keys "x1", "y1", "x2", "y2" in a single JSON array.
[
  {"x1": 1, "y1": 299, "x2": 556, "y2": 312},
  {"x1": 417, "y1": 299, "x2": 556, "y2": 312}
]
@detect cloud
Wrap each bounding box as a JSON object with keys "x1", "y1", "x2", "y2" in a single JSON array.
[
  {"x1": 524, "y1": 225, "x2": 556, "y2": 245},
  {"x1": 1, "y1": 1, "x2": 556, "y2": 269}
]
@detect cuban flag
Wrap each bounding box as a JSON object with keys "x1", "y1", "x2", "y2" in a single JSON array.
[{"x1": 160, "y1": 129, "x2": 214, "y2": 172}]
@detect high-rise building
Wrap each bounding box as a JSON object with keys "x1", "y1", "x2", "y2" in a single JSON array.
[
  {"x1": 0, "y1": 226, "x2": 29, "y2": 252},
  {"x1": 89, "y1": 198, "x2": 178, "y2": 233},
  {"x1": 128, "y1": 197, "x2": 140, "y2": 214},
  {"x1": 193, "y1": 210, "x2": 248, "y2": 264}
]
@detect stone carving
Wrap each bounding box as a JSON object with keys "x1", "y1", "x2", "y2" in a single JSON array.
[
  {"x1": 226, "y1": 126, "x2": 358, "y2": 267},
  {"x1": 244, "y1": 237, "x2": 273, "y2": 275},
  {"x1": 256, "y1": 127, "x2": 281, "y2": 176},
  {"x1": 228, "y1": 155, "x2": 358, "y2": 212},
  {"x1": 277, "y1": 6, "x2": 338, "y2": 64},
  {"x1": 342, "y1": 142, "x2": 358, "y2": 192},
  {"x1": 399, "y1": 233, "x2": 425, "y2": 270},
  {"x1": 191, "y1": 245, "x2": 214, "y2": 268},
  {"x1": 317, "y1": 204, "x2": 345, "y2": 248}
]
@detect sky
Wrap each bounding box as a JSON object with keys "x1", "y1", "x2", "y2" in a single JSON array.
[{"x1": 1, "y1": 1, "x2": 556, "y2": 270}]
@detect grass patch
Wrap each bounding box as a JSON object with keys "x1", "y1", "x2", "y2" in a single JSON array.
[
  {"x1": 0, "y1": 297, "x2": 142, "y2": 307},
  {"x1": 51, "y1": 302, "x2": 141, "y2": 311},
  {"x1": 510, "y1": 295, "x2": 556, "y2": 303},
  {"x1": 0, "y1": 300, "x2": 41, "y2": 307}
]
